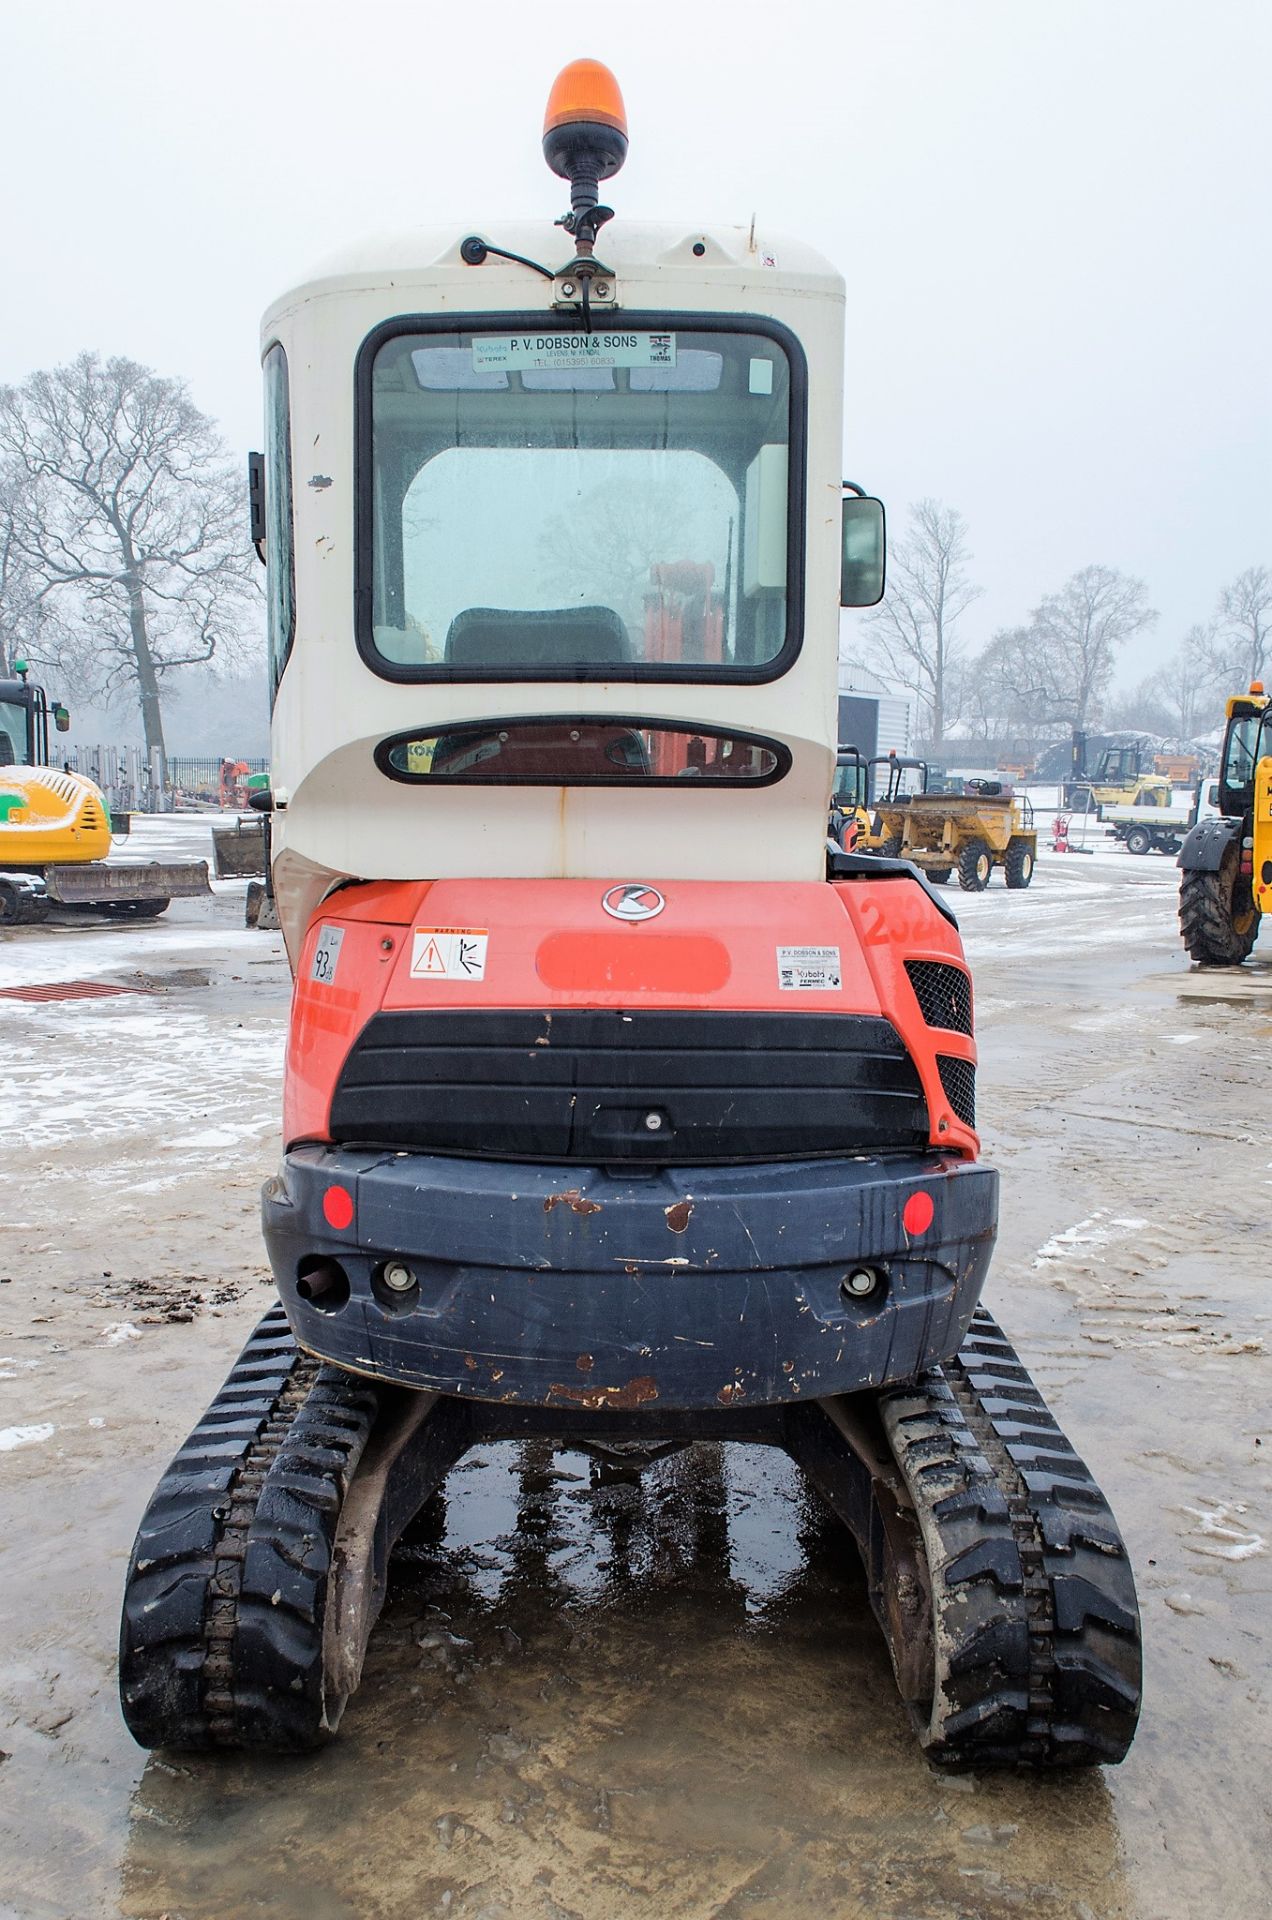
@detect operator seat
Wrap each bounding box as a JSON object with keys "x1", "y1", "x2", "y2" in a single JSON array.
[{"x1": 444, "y1": 604, "x2": 632, "y2": 668}]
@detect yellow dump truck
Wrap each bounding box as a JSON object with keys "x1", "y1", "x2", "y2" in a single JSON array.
[{"x1": 889, "y1": 780, "x2": 1037, "y2": 890}]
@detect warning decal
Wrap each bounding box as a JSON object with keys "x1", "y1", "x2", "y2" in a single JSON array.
[
  {"x1": 777, "y1": 945, "x2": 841, "y2": 991},
  {"x1": 411, "y1": 927, "x2": 488, "y2": 982}
]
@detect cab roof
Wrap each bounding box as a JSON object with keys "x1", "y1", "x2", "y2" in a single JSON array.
[{"x1": 262, "y1": 221, "x2": 844, "y2": 336}]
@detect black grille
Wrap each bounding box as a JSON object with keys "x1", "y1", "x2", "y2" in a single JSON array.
[
  {"x1": 937, "y1": 1054, "x2": 977, "y2": 1128},
  {"x1": 329, "y1": 1009, "x2": 928, "y2": 1164},
  {"x1": 905, "y1": 960, "x2": 973, "y2": 1035}
]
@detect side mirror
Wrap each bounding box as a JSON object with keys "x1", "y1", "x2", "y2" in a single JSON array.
[
  {"x1": 53, "y1": 704, "x2": 71, "y2": 733},
  {"x1": 841, "y1": 491, "x2": 886, "y2": 607}
]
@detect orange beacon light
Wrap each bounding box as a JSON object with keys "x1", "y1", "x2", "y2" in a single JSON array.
[{"x1": 542, "y1": 58, "x2": 628, "y2": 187}]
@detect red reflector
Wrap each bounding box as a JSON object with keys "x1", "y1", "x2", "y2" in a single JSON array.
[
  {"x1": 322, "y1": 1186, "x2": 355, "y2": 1231},
  {"x1": 902, "y1": 1191, "x2": 934, "y2": 1237}
]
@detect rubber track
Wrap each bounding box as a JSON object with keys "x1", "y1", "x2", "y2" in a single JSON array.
[
  {"x1": 1179, "y1": 866, "x2": 1259, "y2": 966},
  {"x1": 880, "y1": 1306, "x2": 1141, "y2": 1768},
  {"x1": 119, "y1": 1306, "x2": 381, "y2": 1751}
]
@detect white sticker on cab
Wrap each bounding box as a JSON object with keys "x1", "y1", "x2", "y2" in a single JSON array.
[
  {"x1": 310, "y1": 924, "x2": 345, "y2": 985},
  {"x1": 473, "y1": 332, "x2": 677, "y2": 373},
  {"x1": 777, "y1": 945, "x2": 841, "y2": 991},
  {"x1": 411, "y1": 927, "x2": 488, "y2": 982}
]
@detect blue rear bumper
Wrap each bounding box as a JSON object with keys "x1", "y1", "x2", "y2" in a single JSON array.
[{"x1": 262, "y1": 1146, "x2": 998, "y2": 1411}]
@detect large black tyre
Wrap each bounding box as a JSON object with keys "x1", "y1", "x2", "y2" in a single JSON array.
[
  {"x1": 1179, "y1": 864, "x2": 1260, "y2": 966},
  {"x1": 927, "y1": 867, "x2": 953, "y2": 885},
  {"x1": 957, "y1": 838, "x2": 993, "y2": 891},
  {"x1": 1004, "y1": 838, "x2": 1035, "y2": 888}
]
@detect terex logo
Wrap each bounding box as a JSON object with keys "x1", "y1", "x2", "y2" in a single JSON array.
[{"x1": 601, "y1": 884, "x2": 666, "y2": 923}]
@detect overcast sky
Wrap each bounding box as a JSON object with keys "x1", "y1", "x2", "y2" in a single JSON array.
[{"x1": 3, "y1": 0, "x2": 1268, "y2": 691}]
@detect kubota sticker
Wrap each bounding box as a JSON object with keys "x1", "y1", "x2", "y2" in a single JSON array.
[
  {"x1": 777, "y1": 945, "x2": 841, "y2": 991},
  {"x1": 411, "y1": 927, "x2": 488, "y2": 981}
]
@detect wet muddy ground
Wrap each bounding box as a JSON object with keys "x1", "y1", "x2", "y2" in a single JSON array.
[{"x1": 1, "y1": 821, "x2": 1268, "y2": 1919}]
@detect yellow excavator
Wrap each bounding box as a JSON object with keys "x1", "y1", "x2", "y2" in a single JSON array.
[{"x1": 0, "y1": 662, "x2": 210, "y2": 923}]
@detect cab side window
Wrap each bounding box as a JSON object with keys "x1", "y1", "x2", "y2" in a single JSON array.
[{"x1": 264, "y1": 344, "x2": 295, "y2": 698}]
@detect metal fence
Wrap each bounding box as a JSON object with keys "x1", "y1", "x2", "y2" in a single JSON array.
[
  {"x1": 65, "y1": 747, "x2": 268, "y2": 815},
  {"x1": 168, "y1": 755, "x2": 269, "y2": 803}
]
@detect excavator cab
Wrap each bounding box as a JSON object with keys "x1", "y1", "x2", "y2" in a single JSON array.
[
  {"x1": 0, "y1": 668, "x2": 68, "y2": 770},
  {"x1": 120, "y1": 59, "x2": 1141, "y2": 1769},
  {"x1": 828, "y1": 744, "x2": 868, "y2": 847}
]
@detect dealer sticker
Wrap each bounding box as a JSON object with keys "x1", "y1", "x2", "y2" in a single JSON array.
[
  {"x1": 411, "y1": 927, "x2": 488, "y2": 982},
  {"x1": 777, "y1": 945, "x2": 841, "y2": 991},
  {"x1": 310, "y1": 924, "x2": 345, "y2": 985},
  {"x1": 473, "y1": 332, "x2": 677, "y2": 374}
]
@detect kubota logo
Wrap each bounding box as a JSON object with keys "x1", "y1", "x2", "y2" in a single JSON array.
[{"x1": 601, "y1": 883, "x2": 666, "y2": 922}]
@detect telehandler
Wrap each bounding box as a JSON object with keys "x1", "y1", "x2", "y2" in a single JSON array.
[
  {"x1": 1178, "y1": 681, "x2": 1268, "y2": 964},
  {"x1": 120, "y1": 61, "x2": 1140, "y2": 1768}
]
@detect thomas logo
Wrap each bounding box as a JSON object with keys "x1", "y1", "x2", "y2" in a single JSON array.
[{"x1": 601, "y1": 884, "x2": 666, "y2": 922}]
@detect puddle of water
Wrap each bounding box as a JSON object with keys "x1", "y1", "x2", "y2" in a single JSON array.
[{"x1": 109, "y1": 1440, "x2": 1135, "y2": 1920}]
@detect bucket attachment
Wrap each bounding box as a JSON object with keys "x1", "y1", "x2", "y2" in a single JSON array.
[
  {"x1": 213, "y1": 819, "x2": 267, "y2": 879},
  {"x1": 42, "y1": 860, "x2": 211, "y2": 909}
]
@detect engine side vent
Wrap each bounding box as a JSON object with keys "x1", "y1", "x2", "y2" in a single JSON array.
[
  {"x1": 905, "y1": 960, "x2": 973, "y2": 1035},
  {"x1": 936, "y1": 1054, "x2": 976, "y2": 1129}
]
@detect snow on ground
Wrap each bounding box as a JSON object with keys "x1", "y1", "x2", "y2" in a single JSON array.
[
  {"x1": 1, "y1": 815, "x2": 1187, "y2": 1179},
  {"x1": 3, "y1": 815, "x2": 287, "y2": 1197}
]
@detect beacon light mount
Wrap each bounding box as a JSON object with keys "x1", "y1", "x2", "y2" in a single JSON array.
[{"x1": 542, "y1": 58, "x2": 628, "y2": 325}]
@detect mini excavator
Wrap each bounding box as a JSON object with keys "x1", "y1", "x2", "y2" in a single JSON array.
[
  {"x1": 120, "y1": 62, "x2": 1141, "y2": 1767},
  {"x1": 0, "y1": 663, "x2": 208, "y2": 921}
]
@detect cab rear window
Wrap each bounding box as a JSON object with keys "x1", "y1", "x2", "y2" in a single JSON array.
[
  {"x1": 375, "y1": 717, "x2": 788, "y2": 786},
  {"x1": 357, "y1": 315, "x2": 805, "y2": 684}
]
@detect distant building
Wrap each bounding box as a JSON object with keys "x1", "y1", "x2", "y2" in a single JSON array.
[{"x1": 836, "y1": 658, "x2": 914, "y2": 761}]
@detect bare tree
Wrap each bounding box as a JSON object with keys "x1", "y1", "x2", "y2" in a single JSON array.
[
  {"x1": 1209, "y1": 566, "x2": 1271, "y2": 688},
  {"x1": 0, "y1": 352, "x2": 257, "y2": 756},
  {"x1": 0, "y1": 473, "x2": 46, "y2": 679},
  {"x1": 1023, "y1": 565, "x2": 1156, "y2": 732},
  {"x1": 863, "y1": 498, "x2": 983, "y2": 748},
  {"x1": 1103, "y1": 678, "x2": 1175, "y2": 738},
  {"x1": 1151, "y1": 625, "x2": 1224, "y2": 739},
  {"x1": 965, "y1": 627, "x2": 1054, "y2": 742}
]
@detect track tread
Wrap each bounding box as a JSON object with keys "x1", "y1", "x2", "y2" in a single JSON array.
[
  {"x1": 119, "y1": 1307, "x2": 381, "y2": 1752},
  {"x1": 879, "y1": 1306, "x2": 1141, "y2": 1770}
]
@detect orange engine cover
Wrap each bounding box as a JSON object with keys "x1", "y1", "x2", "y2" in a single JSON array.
[{"x1": 284, "y1": 876, "x2": 977, "y2": 1158}]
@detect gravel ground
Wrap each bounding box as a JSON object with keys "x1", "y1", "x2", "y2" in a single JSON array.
[{"x1": 1, "y1": 817, "x2": 1268, "y2": 1920}]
